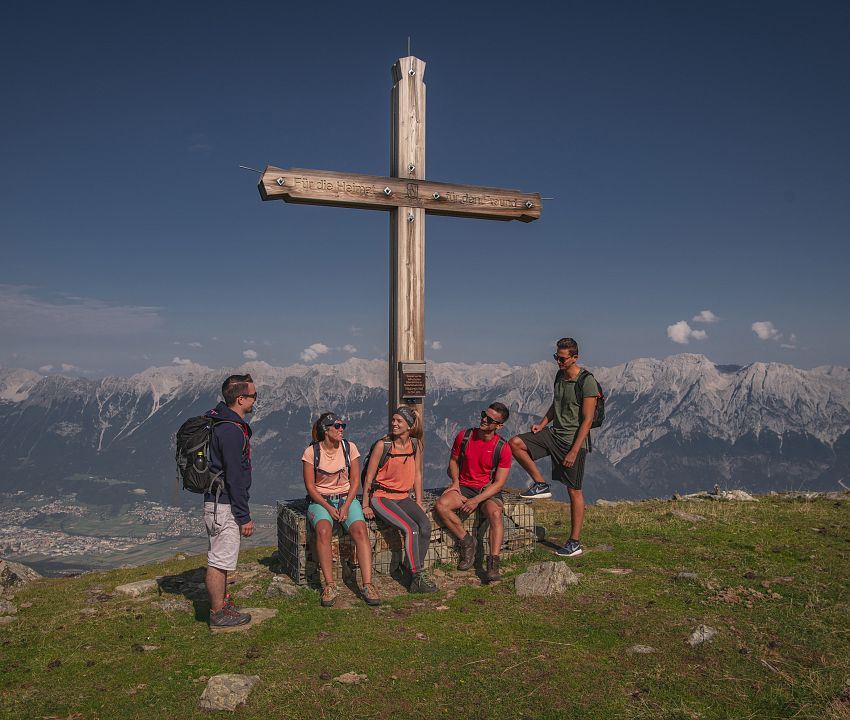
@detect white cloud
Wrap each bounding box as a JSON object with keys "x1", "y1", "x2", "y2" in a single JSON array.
[
  {"x1": 342, "y1": 344, "x2": 357, "y2": 354},
  {"x1": 781, "y1": 333, "x2": 798, "y2": 350},
  {"x1": 300, "y1": 343, "x2": 330, "y2": 362},
  {"x1": 172, "y1": 357, "x2": 193, "y2": 365},
  {"x1": 692, "y1": 310, "x2": 719, "y2": 324},
  {"x1": 60, "y1": 363, "x2": 79, "y2": 373},
  {"x1": 188, "y1": 341, "x2": 202, "y2": 348},
  {"x1": 242, "y1": 349, "x2": 258, "y2": 360},
  {"x1": 38, "y1": 365, "x2": 53, "y2": 373},
  {"x1": 0, "y1": 285, "x2": 162, "y2": 338},
  {"x1": 667, "y1": 320, "x2": 707, "y2": 344},
  {"x1": 752, "y1": 321, "x2": 782, "y2": 341},
  {"x1": 429, "y1": 340, "x2": 443, "y2": 350}
]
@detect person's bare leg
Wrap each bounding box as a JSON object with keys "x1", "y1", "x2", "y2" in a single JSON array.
[
  {"x1": 435, "y1": 491, "x2": 467, "y2": 541},
  {"x1": 315, "y1": 521, "x2": 335, "y2": 585},
  {"x1": 567, "y1": 487, "x2": 585, "y2": 540},
  {"x1": 205, "y1": 566, "x2": 227, "y2": 612},
  {"x1": 484, "y1": 500, "x2": 504, "y2": 557},
  {"x1": 349, "y1": 521, "x2": 373, "y2": 585},
  {"x1": 509, "y1": 436, "x2": 546, "y2": 485}
]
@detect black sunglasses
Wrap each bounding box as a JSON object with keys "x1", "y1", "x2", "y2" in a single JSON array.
[
  {"x1": 331, "y1": 422, "x2": 346, "y2": 430},
  {"x1": 241, "y1": 392, "x2": 258, "y2": 400},
  {"x1": 480, "y1": 411, "x2": 502, "y2": 425},
  {"x1": 553, "y1": 354, "x2": 573, "y2": 364}
]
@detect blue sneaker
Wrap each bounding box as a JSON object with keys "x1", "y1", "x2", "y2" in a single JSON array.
[
  {"x1": 556, "y1": 539, "x2": 583, "y2": 557},
  {"x1": 520, "y1": 482, "x2": 552, "y2": 499}
]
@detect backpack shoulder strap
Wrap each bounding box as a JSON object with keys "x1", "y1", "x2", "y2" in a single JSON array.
[
  {"x1": 312, "y1": 441, "x2": 321, "y2": 471},
  {"x1": 211, "y1": 419, "x2": 248, "y2": 453},
  {"x1": 376, "y1": 439, "x2": 393, "y2": 470},
  {"x1": 575, "y1": 369, "x2": 591, "y2": 404},
  {"x1": 411, "y1": 437, "x2": 419, "y2": 457},
  {"x1": 341, "y1": 438, "x2": 351, "y2": 470},
  {"x1": 457, "y1": 428, "x2": 473, "y2": 473},
  {"x1": 490, "y1": 435, "x2": 507, "y2": 482}
]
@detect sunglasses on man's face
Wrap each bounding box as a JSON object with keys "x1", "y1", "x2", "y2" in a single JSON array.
[
  {"x1": 241, "y1": 392, "x2": 258, "y2": 400},
  {"x1": 553, "y1": 354, "x2": 574, "y2": 364},
  {"x1": 480, "y1": 411, "x2": 502, "y2": 425}
]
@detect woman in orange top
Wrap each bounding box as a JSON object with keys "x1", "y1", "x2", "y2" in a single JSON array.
[{"x1": 362, "y1": 406, "x2": 436, "y2": 593}]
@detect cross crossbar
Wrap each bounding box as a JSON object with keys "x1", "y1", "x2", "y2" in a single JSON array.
[{"x1": 259, "y1": 166, "x2": 541, "y2": 222}]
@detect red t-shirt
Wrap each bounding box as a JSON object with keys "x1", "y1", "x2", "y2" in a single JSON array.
[{"x1": 451, "y1": 429, "x2": 512, "y2": 489}]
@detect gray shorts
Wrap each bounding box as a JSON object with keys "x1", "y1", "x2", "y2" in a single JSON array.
[
  {"x1": 458, "y1": 483, "x2": 504, "y2": 507},
  {"x1": 516, "y1": 427, "x2": 588, "y2": 490},
  {"x1": 204, "y1": 502, "x2": 241, "y2": 571}
]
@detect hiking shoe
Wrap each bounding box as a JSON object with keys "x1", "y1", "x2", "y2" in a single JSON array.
[
  {"x1": 485, "y1": 555, "x2": 501, "y2": 583},
  {"x1": 556, "y1": 539, "x2": 583, "y2": 557},
  {"x1": 520, "y1": 482, "x2": 552, "y2": 500},
  {"x1": 209, "y1": 603, "x2": 251, "y2": 628},
  {"x1": 457, "y1": 533, "x2": 476, "y2": 571},
  {"x1": 320, "y1": 583, "x2": 338, "y2": 607},
  {"x1": 361, "y1": 582, "x2": 381, "y2": 607},
  {"x1": 409, "y1": 571, "x2": 438, "y2": 594}
]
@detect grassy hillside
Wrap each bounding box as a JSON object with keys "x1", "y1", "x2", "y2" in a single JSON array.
[{"x1": 1, "y1": 494, "x2": 848, "y2": 719}]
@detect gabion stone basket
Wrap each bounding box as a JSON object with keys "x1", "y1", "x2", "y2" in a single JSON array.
[{"x1": 276, "y1": 489, "x2": 535, "y2": 587}]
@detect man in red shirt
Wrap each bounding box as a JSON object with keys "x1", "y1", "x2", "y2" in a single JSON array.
[{"x1": 435, "y1": 402, "x2": 513, "y2": 582}]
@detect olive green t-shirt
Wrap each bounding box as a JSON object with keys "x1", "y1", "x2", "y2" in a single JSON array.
[{"x1": 552, "y1": 369, "x2": 600, "y2": 449}]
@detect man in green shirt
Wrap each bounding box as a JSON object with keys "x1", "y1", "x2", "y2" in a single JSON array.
[{"x1": 509, "y1": 337, "x2": 599, "y2": 557}]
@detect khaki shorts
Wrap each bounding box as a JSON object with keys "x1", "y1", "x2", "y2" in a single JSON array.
[{"x1": 204, "y1": 502, "x2": 241, "y2": 571}]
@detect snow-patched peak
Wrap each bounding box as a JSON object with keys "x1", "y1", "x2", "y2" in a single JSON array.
[{"x1": 0, "y1": 367, "x2": 42, "y2": 402}]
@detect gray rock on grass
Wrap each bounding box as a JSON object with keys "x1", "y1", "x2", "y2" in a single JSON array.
[
  {"x1": 626, "y1": 645, "x2": 656, "y2": 654},
  {"x1": 266, "y1": 576, "x2": 299, "y2": 598},
  {"x1": 198, "y1": 674, "x2": 260, "y2": 711},
  {"x1": 515, "y1": 561, "x2": 580, "y2": 596},
  {"x1": 0, "y1": 560, "x2": 41, "y2": 594},
  {"x1": 114, "y1": 579, "x2": 159, "y2": 598},
  {"x1": 688, "y1": 624, "x2": 718, "y2": 646},
  {"x1": 0, "y1": 600, "x2": 17, "y2": 615}
]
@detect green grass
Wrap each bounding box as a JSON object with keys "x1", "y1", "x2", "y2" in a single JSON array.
[{"x1": 1, "y1": 495, "x2": 849, "y2": 719}]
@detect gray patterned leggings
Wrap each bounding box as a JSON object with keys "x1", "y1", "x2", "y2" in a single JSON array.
[{"x1": 371, "y1": 496, "x2": 431, "y2": 574}]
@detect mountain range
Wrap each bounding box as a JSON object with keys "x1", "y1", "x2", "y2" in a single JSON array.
[{"x1": 1, "y1": 354, "x2": 848, "y2": 506}]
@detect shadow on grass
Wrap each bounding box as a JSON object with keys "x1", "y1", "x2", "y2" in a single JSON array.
[{"x1": 156, "y1": 567, "x2": 211, "y2": 622}]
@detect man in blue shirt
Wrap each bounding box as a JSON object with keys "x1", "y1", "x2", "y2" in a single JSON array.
[{"x1": 204, "y1": 373, "x2": 256, "y2": 627}]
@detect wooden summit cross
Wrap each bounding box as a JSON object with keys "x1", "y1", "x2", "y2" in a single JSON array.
[{"x1": 258, "y1": 55, "x2": 541, "y2": 427}]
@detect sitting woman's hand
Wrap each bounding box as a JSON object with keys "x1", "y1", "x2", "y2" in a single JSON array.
[
  {"x1": 337, "y1": 502, "x2": 350, "y2": 523},
  {"x1": 327, "y1": 505, "x2": 341, "y2": 522},
  {"x1": 362, "y1": 506, "x2": 374, "y2": 520}
]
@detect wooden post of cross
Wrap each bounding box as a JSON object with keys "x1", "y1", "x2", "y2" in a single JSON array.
[
  {"x1": 388, "y1": 56, "x2": 426, "y2": 427},
  {"x1": 257, "y1": 55, "x2": 542, "y2": 434}
]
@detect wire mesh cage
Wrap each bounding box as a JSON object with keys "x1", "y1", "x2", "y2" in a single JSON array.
[{"x1": 276, "y1": 490, "x2": 535, "y2": 586}]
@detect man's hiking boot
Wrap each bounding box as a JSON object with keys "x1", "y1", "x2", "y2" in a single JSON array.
[
  {"x1": 209, "y1": 603, "x2": 251, "y2": 628},
  {"x1": 320, "y1": 583, "x2": 338, "y2": 607},
  {"x1": 457, "y1": 533, "x2": 476, "y2": 571},
  {"x1": 520, "y1": 482, "x2": 552, "y2": 500},
  {"x1": 485, "y1": 555, "x2": 501, "y2": 583},
  {"x1": 361, "y1": 582, "x2": 381, "y2": 606},
  {"x1": 409, "y1": 571, "x2": 438, "y2": 594},
  {"x1": 556, "y1": 539, "x2": 583, "y2": 557}
]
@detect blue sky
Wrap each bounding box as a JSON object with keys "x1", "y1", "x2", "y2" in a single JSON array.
[{"x1": 2, "y1": 1, "x2": 849, "y2": 376}]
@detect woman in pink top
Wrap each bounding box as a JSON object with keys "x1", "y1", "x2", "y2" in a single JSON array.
[{"x1": 302, "y1": 412, "x2": 379, "y2": 607}]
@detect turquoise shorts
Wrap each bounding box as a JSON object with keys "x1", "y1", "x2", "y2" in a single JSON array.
[{"x1": 307, "y1": 495, "x2": 365, "y2": 531}]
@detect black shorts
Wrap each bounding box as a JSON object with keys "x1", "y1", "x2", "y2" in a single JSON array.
[
  {"x1": 516, "y1": 427, "x2": 587, "y2": 490},
  {"x1": 457, "y1": 483, "x2": 504, "y2": 507}
]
